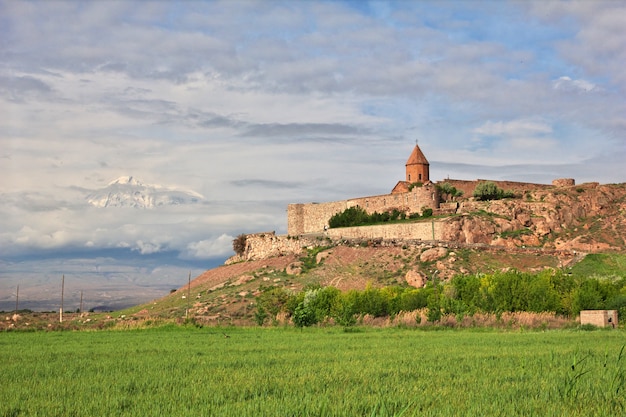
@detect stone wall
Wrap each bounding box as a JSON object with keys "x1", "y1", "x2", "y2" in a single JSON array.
[
  {"x1": 228, "y1": 223, "x2": 443, "y2": 262},
  {"x1": 439, "y1": 179, "x2": 555, "y2": 199},
  {"x1": 288, "y1": 183, "x2": 439, "y2": 235},
  {"x1": 226, "y1": 232, "x2": 325, "y2": 263},
  {"x1": 326, "y1": 221, "x2": 442, "y2": 241},
  {"x1": 287, "y1": 201, "x2": 345, "y2": 236},
  {"x1": 552, "y1": 178, "x2": 576, "y2": 187}
]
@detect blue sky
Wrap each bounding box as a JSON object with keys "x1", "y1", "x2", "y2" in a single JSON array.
[{"x1": 1, "y1": 0, "x2": 625, "y2": 310}]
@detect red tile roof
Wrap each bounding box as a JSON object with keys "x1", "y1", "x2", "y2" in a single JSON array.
[{"x1": 406, "y1": 144, "x2": 429, "y2": 165}]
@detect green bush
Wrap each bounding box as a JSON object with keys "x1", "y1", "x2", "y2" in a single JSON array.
[
  {"x1": 436, "y1": 182, "x2": 463, "y2": 201},
  {"x1": 256, "y1": 287, "x2": 291, "y2": 325},
  {"x1": 328, "y1": 206, "x2": 370, "y2": 228},
  {"x1": 473, "y1": 181, "x2": 515, "y2": 201},
  {"x1": 328, "y1": 205, "x2": 436, "y2": 229},
  {"x1": 255, "y1": 265, "x2": 626, "y2": 326}
]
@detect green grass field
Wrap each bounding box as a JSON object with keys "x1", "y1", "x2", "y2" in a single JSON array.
[{"x1": 1, "y1": 327, "x2": 624, "y2": 416}]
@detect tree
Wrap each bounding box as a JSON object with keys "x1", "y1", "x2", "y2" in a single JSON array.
[
  {"x1": 328, "y1": 206, "x2": 370, "y2": 228},
  {"x1": 473, "y1": 181, "x2": 514, "y2": 201},
  {"x1": 571, "y1": 280, "x2": 604, "y2": 315},
  {"x1": 332, "y1": 291, "x2": 358, "y2": 327},
  {"x1": 256, "y1": 287, "x2": 291, "y2": 325},
  {"x1": 292, "y1": 287, "x2": 341, "y2": 327},
  {"x1": 437, "y1": 182, "x2": 463, "y2": 201}
]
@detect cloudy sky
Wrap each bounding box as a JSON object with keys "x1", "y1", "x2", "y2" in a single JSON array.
[{"x1": 1, "y1": 0, "x2": 625, "y2": 310}]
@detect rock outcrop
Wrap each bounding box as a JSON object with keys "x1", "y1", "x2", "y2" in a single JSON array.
[
  {"x1": 439, "y1": 183, "x2": 626, "y2": 251},
  {"x1": 228, "y1": 183, "x2": 626, "y2": 264}
]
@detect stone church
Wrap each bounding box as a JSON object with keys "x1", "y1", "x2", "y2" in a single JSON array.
[{"x1": 287, "y1": 144, "x2": 439, "y2": 235}]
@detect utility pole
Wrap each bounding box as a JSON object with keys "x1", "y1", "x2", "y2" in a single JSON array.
[
  {"x1": 15, "y1": 285, "x2": 19, "y2": 313},
  {"x1": 186, "y1": 271, "x2": 191, "y2": 319},
  {"x1": 60, "y1": 275, "x2": 64, "y2": 323}
]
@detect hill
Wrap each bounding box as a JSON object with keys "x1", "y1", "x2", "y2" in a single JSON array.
[
  {"x1": 127, "y1": 182, "x2": 625, "y2": 324},
  {"x1": 4, "y1": 182, "x2": 625, "y2": 330}
]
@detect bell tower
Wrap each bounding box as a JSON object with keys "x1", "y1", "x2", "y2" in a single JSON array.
[{"x1": 406, "y1": 143, "x2": 429, "y2": 183}]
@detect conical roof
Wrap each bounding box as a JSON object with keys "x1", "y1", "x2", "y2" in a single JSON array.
[{"x1": 406, "y1": 144, "x2": 429, "y2": 165}]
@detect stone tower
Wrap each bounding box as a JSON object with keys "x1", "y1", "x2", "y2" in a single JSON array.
[{"x1": 405, "y1": 143, "x2": 429, "y2": 183}]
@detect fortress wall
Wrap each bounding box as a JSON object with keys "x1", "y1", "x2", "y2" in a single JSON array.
[
  {"x1": 230, "y1": 222, "x2": 445, "y2": 262},
  {"x1": 227, "y1": 232, "x2": 323, "y2": 262},
  {"x1": 288, "y1": 185, "x2": 439, "y2": 235},
  {"x1": 552, "y1": 178, "x2": 576, "y2": 187},
  {"x1": 302, "y1": 201, "x2": 347, "y2": 235},
  {"x1": 350, "y1": 183, "x2": 438, "y2": 215},
  {"x1": 326, "y1": 221, "x2": 443, "y2": 241},
  {"x1": 439, "y1": 179, "x2": 554, "y2": 198},
  {"x1": 287, "y1": 204, "x2": 305, "y2": 236},
  {"x1": 287, "y1": 200, "x2": 347, "y2": 236}
]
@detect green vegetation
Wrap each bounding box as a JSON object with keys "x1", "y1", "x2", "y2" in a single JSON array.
[
  {"x1": 436, "y1": 182, "x2": 463, "y2": 200},
  {"x1": 498, "y1": 228, "x2": 533, "y2": 239},
  {"x1": 299, "y1": 246, "x2": 332, "y2": 273},
  {"x1": 569, "y1": 253, "x2": 626, "y2": 279},
  {"x1": 1, "y1": 327, "x2": 624, "y2": 416},
  {"x1": 473, "y1": 181, "x2": 515, "y2": 201},
  {"x1": 254, "y1": 269, "x2": 626, "y2": 327},
  {"x1": 328, "y1": 206, "x2": 432, "y2": 229},
  {"x1": 407, "y1": 181, "x2": 423, "y2": 191}
]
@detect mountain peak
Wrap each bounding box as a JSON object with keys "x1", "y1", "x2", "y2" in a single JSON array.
[
  {"x1": 108, "y1": 176, "x2": 146, "y2": 187},
  {"x1": 87, "y1": 176, "x2": 203, "y2": 208}
]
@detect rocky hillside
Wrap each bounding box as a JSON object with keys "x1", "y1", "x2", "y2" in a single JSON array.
[
  {"x1": 441, "y1": 182, "x2": 626, "y2": 252},
  {"x1": 107, "y1": 241, "x2": 575, "y2": 327}
]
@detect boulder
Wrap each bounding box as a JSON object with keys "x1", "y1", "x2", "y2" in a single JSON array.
[
  {"x1": 232, "y1": 275, "x2": 254, "y2": 286},
  {"x1": 420, "y1": 247, "x2": 448, "y2": 262},
  {"x1": 405, "y1": 270, "x2": 427, "y2": 288},
  {"x1": 316, "y1": 250, "x2": 332, "y2": 264},
  {"x1": 286, "y1": 262, "x2": 303, "y2": 275}
]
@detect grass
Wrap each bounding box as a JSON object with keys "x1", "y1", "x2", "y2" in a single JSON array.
[
  {"x1": 569, "y1": 253, "x2": 626, "y2": 279},
  {"x1": 499, "y1": 228, "x2": 533, "y2": 239},
  {"x1": 1, "y1": 327, "x2": 624, "y2": 416}
]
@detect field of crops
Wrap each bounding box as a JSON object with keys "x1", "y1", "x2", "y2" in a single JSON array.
[{"x1": 1, "y1": 326, "x2": 624, "y2": 416}]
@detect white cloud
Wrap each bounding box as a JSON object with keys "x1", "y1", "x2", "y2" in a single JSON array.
[
  {"x1": 473, "y1": 119, "x2": 553, "y2": 137},
  {"x1": 184, "y1": 234, "x2": 235, "y2": 259},
  {"x1": 553, "y1": 76, "x2": 600, "y2": 93},
  {"x1": 134, "y1": 240, "x2": 162, "y2": 255}
]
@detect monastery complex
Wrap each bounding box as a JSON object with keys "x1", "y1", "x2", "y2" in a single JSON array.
[{"x1": 287, "y1": 144, "x2": 574, "y2": 236}]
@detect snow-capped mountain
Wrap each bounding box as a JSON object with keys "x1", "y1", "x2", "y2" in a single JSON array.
[{"x1": 86, "y1": 176, "x2": 204, "y2": 208}]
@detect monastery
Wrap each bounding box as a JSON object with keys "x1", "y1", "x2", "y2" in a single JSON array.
[
  {"x1": 287, "y1": 144, "x2": 439, "y2": 236},
  {"x1": 287, "y1": 144, "x2": 573, "y2": 236}
]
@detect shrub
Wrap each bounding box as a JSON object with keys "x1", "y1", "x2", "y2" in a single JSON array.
[
  {"x1": 328, "y1": 206, "x2": 370, "y2": 228},
  {"x1": 254, "y1": 305, "x2": 268, "y2": 326},
  {"x1": 407, "y1": 182, "x2": 423, "y2": 191},
  {"x1": 256, "y1": 287, "x2": 292, "y2": 325},
  {"x1": 331, "y1": 291, "x2": 359, "y2": 327},
  {"x1": 436, "y1": 182, "x2": 463, "y2": 201},
  {"x1": 232, "y1": 234, "x2": 247, "y2": 255},
  {"x1": 329, "y1": 206, "x2": 409, "y2": 228},
  {"x1": 473, "y1": 181, "x2": 515, "y2": 201},
  {"x1": 292, "y1": 302, "x2": 317, "y2": 327}
]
